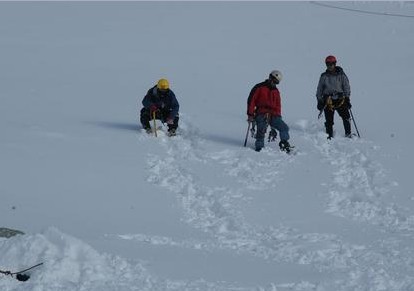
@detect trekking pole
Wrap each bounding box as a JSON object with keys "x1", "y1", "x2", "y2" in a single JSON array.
[
  {"x1": 152, "y1": 111, "x2": 157, "y2": 137},
  {"x1": 243, "y1": 121, "x2": 251, "y2": 147},
  {"x1": 349, "y1": 109, "x2": 361, "y2": 138}
]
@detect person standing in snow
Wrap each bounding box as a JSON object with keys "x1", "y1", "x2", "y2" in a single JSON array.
[
  {"x1": 316, "y1": 55, "x2": 352, "y2": 139},
  {"x1": 247, "y1": 70, "x2": 292, "y2": 153},
  {"x1": 140, "y1": 78, "x2": 180, "y2": 136}
]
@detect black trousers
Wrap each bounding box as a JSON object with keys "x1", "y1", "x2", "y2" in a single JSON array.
[
  {"x1": 140, "y1": 107, "x2": 179, "y2": 130},
  {"x1": 324, "y1": 102, "x2": 351, "y2": 137}
]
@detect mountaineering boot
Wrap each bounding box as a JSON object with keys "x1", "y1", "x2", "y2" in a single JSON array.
[
  {"x1": 144, "y1": 127, "x2": 152, "y2": 134},
  {"x1": 255, "y1": 141, "x2": 264, "y2": 152},
  {"x1": 167, "y1": 127, "x2": 177, "y2": 137},
  {"x1": 343, "y1": 118, "x2": 352, "y2": 137},
  {"x1": 325, "y1": 122, "x2": 333, "y2": 139},
  {"x1": 279, "y1": 140, "x2": 291, "y2": 153}
]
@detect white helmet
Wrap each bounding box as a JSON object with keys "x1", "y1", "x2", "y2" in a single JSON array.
[{"x1": 269, "y1": 70, "x2": 283, "y2": 82}]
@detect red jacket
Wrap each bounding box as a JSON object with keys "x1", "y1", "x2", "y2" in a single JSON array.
[{"x1": 247, "y1": 80, "x2": 281, "y2": 117}]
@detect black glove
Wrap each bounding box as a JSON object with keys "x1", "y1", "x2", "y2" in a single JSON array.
[
  {"x1": 149, "y1": 104, "x2": 158, "y2": 114},
  {"x1": 317, "y1": 101, "x2": 325, "y2": 111},
  {"x1": 268, "y1": 128, "x2": 277, "y2": 142},
  {"x1": 345, "y1": 97, "x2": 352, "y2": 109}
]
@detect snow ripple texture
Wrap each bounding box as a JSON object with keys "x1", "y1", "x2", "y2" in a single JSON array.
[
  {"x1": 143, "y1": 118, "x2": 414, "y2": 291},
  {"x1": 3, "y1": 118, "x2": 413, "y2": 291}
]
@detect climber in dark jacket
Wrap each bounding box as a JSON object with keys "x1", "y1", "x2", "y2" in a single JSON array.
[{"x1": 140, "y1": 78, "x2": 179, "y2": 135}]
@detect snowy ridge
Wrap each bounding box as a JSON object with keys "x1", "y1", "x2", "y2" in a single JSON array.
[
  {"x1": 0, "y1": 229, "x2": 253, "y2": 291},
  {"x1": 0, "y1": 228, "x2": 155, "y2": 291}
]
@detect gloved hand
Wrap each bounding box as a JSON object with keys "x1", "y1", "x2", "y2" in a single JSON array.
[
  {"x1": 247, "y1": 115, "x2": 254, "y2": 122},
  {"x1": 317, "y1": 101, "x2": 325, "y2": 111},
  {"x1": 345, "y1": 97, "x2": 352, "y2": 109},
  {"x1": 149, "y1": 104, "x2": 158, "y2": 113},
  {"x1": 166, "y1": 118, "x2": 174, "y2": 125}
]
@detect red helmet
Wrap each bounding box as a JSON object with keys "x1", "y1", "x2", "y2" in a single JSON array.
[{"x1": 325, "y1": 55, "x2": 337, "y2": 64}]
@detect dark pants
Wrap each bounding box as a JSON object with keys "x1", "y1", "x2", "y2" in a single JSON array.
[
  {"x1": 324, "y1": 102, "x2": 351, "y2": 138},
  {"x1": 140, "y1": 107, "x2": 179, "y2": 131},
  {"x1": 255, "y1": 114, "x2": 289, "y2": 150}
]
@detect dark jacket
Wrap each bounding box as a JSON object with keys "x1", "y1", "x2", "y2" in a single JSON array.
[
  {"x1": 316, "y1": 66, "x2": 351, "y2": 102},
  {"x1": 247, "y1": 80, "x2": 282, "y2": 117},
  {"x1": 142, "y1": 86, "x2": 180, "y2": 119}
]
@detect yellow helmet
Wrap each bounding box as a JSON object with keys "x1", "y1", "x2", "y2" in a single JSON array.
[{"x1": 157, "y1": 78, "x2": 169, "y2": 90}]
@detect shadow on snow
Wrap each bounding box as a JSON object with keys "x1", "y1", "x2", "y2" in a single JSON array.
[{"x1": 87, "y1": 121, "x2": 140, "y2": 132}]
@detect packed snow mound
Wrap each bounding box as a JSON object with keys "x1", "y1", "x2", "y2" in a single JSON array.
[
  {"x1": 1, "y1": 228, "x2": 259, "y2": 291},
  {"x1": 0, "y1": 228, "x2": 156, "y2": 291}
]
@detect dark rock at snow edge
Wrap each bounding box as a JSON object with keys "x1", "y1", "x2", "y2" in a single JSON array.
[{"x1": 0, "y1": 227, "x2": 25, "y2": 238}]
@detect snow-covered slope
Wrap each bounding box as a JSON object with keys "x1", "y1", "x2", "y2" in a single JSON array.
[{"x1": 1, "y1": 2, "x2": 414, "y2": 290}]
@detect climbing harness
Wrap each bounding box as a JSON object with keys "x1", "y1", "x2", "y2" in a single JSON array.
[{"x1": 318, "y1": 95, "x2": 346, "y2": 119}]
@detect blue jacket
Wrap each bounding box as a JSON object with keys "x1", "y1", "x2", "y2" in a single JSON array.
[{"x1": 142, "y1": 86, "x2": 180, "y2": 119}]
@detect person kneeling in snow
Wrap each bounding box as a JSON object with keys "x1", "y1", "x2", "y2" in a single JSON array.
[
  {"x1": 247, "y1": 70, "x2": 291, "y2": 153},
  {"x1": 140, "y1": 78, "x2": 180, "y2": 135}
]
